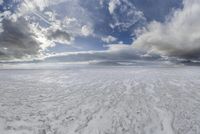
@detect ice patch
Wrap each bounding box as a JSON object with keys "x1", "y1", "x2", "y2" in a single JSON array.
[{"x1": 0, "y1": 66, "x2": 200, "y2": 134}]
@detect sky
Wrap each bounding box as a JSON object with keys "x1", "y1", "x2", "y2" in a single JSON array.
[{"x1": 0, "y1": 0, "x2": 200, "y2": 63}]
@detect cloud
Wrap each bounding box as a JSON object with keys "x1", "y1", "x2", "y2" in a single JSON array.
[
  {"x1": 18, "y1": 0, "x2": 67, "y2": 14},
  {"x1": 133, "y1": 0, "x2": 200, "y2": 60},
  {"x1": 46, "y1": 29, "x2": 72, "y2": 44},
  {"x1": 44, "y1": 44, "x2": 159, "y2": 62},
  {"x1": 108, "y1": 0, "x2": 121, "y2": 14},
  {"x1": 0, "y1": 0, "x2": 3, "y2": 5},
  {"x1": 108, "y1": 0, "x2": 146, "y2": 31},
  {"x1": 0, "y1": 18, "x2": 42, "y2": 60},
  {"x1": 101, "y1": 35, "x2": 117, "y2": 43},
  {"x1": 81, "y1": 25, "x2": 93, "y2": 36},
  {"x1": 0, "y1": 8, "x2": 73, "y2": 61},
  {"x1": 2, "y1": 0, "x2": 194, "y2": 63},
  {"x1": 0, "y1": 0, "x2": 95, "y2": 61},
  {"x1": 18, "y1": 0, "x2": 94, "y2": 38},
  {"x1": 48, "y1": 5, "x2": 199, "y2": 64},
  {"x1": 0, "y1": 0, "x2": 159, "y2": 62}
]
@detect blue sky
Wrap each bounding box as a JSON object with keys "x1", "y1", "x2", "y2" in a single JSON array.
[{"x1": 0, "y1": 0, "x2": 200, "y2": 63}]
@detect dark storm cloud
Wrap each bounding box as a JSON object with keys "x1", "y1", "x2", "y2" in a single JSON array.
[{"x1": 0, "y1": 18, "x2": 41, "y2": 60}]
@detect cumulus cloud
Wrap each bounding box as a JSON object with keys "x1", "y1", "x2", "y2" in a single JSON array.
[
  {"x1": 133, "y1": 0, "x2": 200, "y2": 60},
  {"x1": 46, "y1": 29, "x2": 72, "y2": 44},
  {"x1": 101, "y1": 35, "x2": 117, "y2": 43},
  {"x1": 0, "y1": 18, "x2": 42, "y2": 60},
  {"x1": 81, "y1": 25, "x2": 93, "y2": 36}
]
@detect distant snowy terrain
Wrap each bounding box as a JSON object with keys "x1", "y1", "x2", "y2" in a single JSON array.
[{"x1": 0, "y1": 65, "x2": 200, "y2": 134}]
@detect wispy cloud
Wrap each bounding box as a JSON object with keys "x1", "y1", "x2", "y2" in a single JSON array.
[{"x1": 108, "y1": 0, "x2": 146, "y2": 31}]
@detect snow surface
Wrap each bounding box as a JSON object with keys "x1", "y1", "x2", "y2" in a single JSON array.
[{"x1": 0, "y1": 66, "x2": 200, "y2": 134}]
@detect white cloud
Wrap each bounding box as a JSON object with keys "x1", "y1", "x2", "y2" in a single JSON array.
[
  {"x1": 101, "y1": 35, "x2": 117, "y2": 43},
  {"x1": 133, "y1": 0, "x2": 200, "y2": 59},
  {"x1": 108, "y1": 0, "x2": 121, "y2": 14},
  {"x1": 108, "y1": 0, "x2": 146, "y2": 31},
  {"x1": 81, "y1": 25, "x2": 93, "y2": 36}
]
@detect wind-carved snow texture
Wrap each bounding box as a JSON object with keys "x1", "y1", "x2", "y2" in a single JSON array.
[{"x1": 0, "y1": 66, "x2": 200, "y2": 134}]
